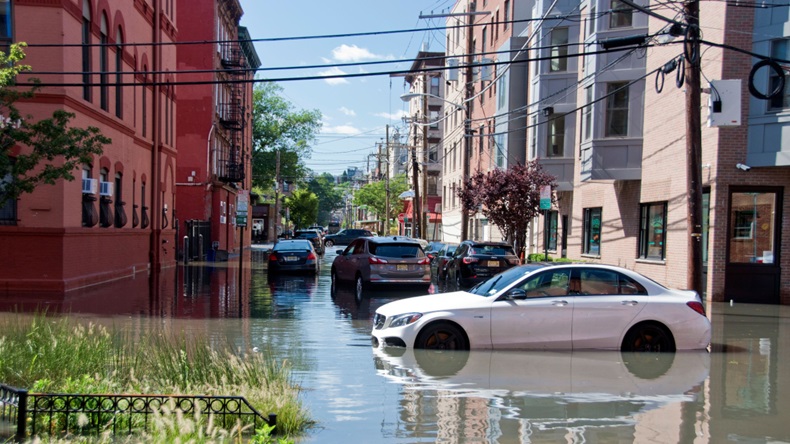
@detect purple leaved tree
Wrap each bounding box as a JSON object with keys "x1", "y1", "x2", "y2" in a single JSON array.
[{"x1": 457, "y1": 160, "x2": 557, "y2": 259}]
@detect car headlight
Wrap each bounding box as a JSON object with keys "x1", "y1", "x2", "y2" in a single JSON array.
[{"x1": 388, "y1": 312, "x2": 423, "y2": 328}]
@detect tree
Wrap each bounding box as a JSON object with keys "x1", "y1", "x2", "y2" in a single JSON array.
[
  {"x1": 353, "y1": 174, "x2": 409, "y2": 229},
  {"x1": 250, "y1": 82, "x2": 322, "y2": 190},
  {"x1": 458, "y1": 161, "x2": 557, "y2": 258},
  {"x1": 284, "y1": 188, "x2": 318, "y2": 230},
  {"x1": 306, "y1": 172, "x2": 343, "y2": 225},
  {"x1": 1, "y1": 44, "x2": 110, "y2": 206}
]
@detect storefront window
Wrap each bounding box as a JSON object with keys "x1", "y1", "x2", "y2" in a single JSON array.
[
  {"x1": 729, "y1": 191, "x2": 776, "y2": 264},
  {"x1": 583, "y1": 207, "x2": 602, "y2": 256},
  {"x1": 639, "y1": 202, "x2": 667, "y2": 260}
]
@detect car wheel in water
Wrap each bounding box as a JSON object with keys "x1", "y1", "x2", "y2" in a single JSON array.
[
  {"x1": 415, "y1": 322, "x2": 468, "y2": 350},
  {"x1": 354, "y1": 274, "x2": 365, "y2": 304},
  {"x1": 325, "y1": 240, "x2": 334, "y2": 248},
  {"x1": 622, "y1": 323, "x2": 676, "y2": 353}
]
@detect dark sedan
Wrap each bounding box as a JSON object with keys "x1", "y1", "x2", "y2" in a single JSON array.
[
  {"x1": 267, "y1": 239, "x2": 319, "y2": 275},
  {"x1": 445, "y1": 240, "x2": 521, "y2": 288},
  {"x1": 294, "y1": 229, "x2": 324, "y2": 255},
  {"x1": 430, "y1": 242, "x2": 458, "y2": 280},
  {"x1": 323, "y1": 228, "x2": 374, "y2": 247}
]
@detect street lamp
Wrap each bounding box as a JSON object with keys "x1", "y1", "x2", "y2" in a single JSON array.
[{"x1": 399, "y1": 92, "x2": 466, "y2": 111}]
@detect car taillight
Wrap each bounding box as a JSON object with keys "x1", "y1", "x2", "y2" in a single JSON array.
[
  {"x1": 369, "y1": 256, "x2": 389, "y2": 264},
  {"x1": 508, "y1": 257, "x2": 521, "y2": 265},
  {"x1": 686, "y1": 301, "x2": 706, "y2": 316},
  {"x1": 268, "y1": 254, "x2": 278, "y2": 261},
  {"x1": 427, "y1": 253, "x2": 435, "y2": 259},
  {"x1": 307, "y1": 252, "x2": 317, "y2": 260},
  {"x1": 417, "y1": 257, "x2": 430, "y2": 265},
  {"x1": 462, "y1": 257, "x2": 479, "y2": 264}
]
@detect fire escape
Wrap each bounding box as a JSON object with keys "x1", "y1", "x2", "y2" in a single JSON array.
[{"x1": 217, "y1": 41, "x2": 247, "y2": 183}]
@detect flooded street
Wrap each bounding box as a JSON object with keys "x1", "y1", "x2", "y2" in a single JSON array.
[{"x1": 2, "y1": 246, "x2": 789, "y2": 443}]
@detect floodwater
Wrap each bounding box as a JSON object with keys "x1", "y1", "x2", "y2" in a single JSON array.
[{"x1": 1, "y1": 246, "x2": 789, "y2": 443}]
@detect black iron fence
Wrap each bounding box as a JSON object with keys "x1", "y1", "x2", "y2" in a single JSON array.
[{"x1": 0, "y1": 383, "x2": 275, "y2": 442}]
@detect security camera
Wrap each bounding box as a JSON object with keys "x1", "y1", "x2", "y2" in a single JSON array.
[{"x1": 736, "y1": 163, "x2": 751, "y2": 171}]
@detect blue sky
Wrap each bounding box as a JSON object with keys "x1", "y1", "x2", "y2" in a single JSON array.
[{"x1": 239, "y1": 0, "x2": 456, "y2": 177}]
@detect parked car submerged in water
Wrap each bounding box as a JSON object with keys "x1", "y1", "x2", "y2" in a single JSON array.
[
  {"x1": 267, "y1": 239, "x2": 319, "y2": 275},
  {"x1": 445, "y1": 240, "x2": 521, "y2": 288},
  {"x1": 372, "y1": 263, "x2": 711, "y2": 352},
  {"x1": 331, "y1": 236, "x2": 431, "y2": 303},
  {"x1": 323, "y1": 228, "x2": 374, "y2": 247}
]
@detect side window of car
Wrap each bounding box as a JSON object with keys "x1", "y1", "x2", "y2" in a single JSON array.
[
  {"x1": 350, "y1": 240, "x2": 364, "y2": 255},
  {"x1": 517, "y1": 270, "x2": 571, "y2": 298},
  {"x1": 579, "y1": 269, "x2": 620, "y2": 295},
  {"x1": 619, "y1": 273, "x2": 647, "y2": 295}
]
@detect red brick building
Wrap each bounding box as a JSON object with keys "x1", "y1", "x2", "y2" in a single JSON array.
[
  {"x1": 1, "y1": 0, "x2": 178, "y2": 293},
  {"x1": 175, "y1": 0, "x2": 259, "y2": 261}
]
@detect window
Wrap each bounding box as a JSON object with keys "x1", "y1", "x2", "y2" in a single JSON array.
[
  {"x1": 605, "y1": 82, "x2": 629, "y2": 136},
  {"x1": 430, "y1": 76, "x2": 440, "y2": 96},
  {"x1": 546, "y1": 210, "x2": 558, "y2": 251},
  {"x1": 639, "y1": 202, "x2": 667, "y2": 260},
  {"x1": 769, "y1": 39, "x2": 789, "y2": 110},
  {"x1": 610, "y1": 0, "x2": 633, "y2": 28},
  {"x1": 578, "y1": 268, "x2": 647, "y2": 295},
  {"x1": 504, "y1": 0, "x2": 510, "y2": 30},
  {"x1": 0, "y1": 158, "x2": 16, "y2": 225},
  {"x1": 729, "y1": 191, "x2": 777, "y2": 264},
  {"x1": 82, "y1": 0, "x2": 92, "y2": 101},
  {"x1": 582, "y1": 207, "x2": 602, "y2": 255},
  {"x1": 547, "y1": 114, "x2": 565, "y2": 157},
  {"x1": 482, "y1": 27, "x2": 487, "y2": 54},
  {"x1": 115, "y1": 28, "x2": 123, "y2": 118},
  {"x1": 530, "y1": 115, "x2": 537, "y2": 158},
  {"x1": 0, "y1": 0, "x2": 12, "y2": 44},
  {"x1": 518, "y1": 269, "x2": 571, "y2": 298},
  {"x1": 99, "y1": 14, "x2": 109, "y2": 111},
  {"x1": 586, "y1": 4, "x2": 597, "y2": 38},
  {"x1": 583, "y1": 86, "x2": 593, "y2": 141},
  {"x1": 428, "y1": 144, "x2": 438, "y2": 164},
  {"x1": 429, "y1": 110, "x2": 440, "y2": 129},
  {"x1": 114, "y1": 172, "x2": 127, "y2": 228},
  {"x1": 550, "y1": 28, "x2": 569, "y2": 72},
  {"x1": 495, "y1": 133, "x2": 505, "y2": 168},
  {"x1": 142, "y1": 66, "x2": 148, "y2": 137}
]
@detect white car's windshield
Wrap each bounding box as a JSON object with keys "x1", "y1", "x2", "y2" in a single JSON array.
[{"x1": 468, "y1": 265, "x2": 545, "y2": 296}]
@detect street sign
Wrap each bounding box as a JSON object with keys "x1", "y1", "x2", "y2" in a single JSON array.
[{"x1": 540, "y1": 185, "x2": 552, "y2": 210}]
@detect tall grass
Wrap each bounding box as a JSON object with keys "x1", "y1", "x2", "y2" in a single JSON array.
[{"x1": 0, "y1": 312, "x2": 310, "y2": 441}]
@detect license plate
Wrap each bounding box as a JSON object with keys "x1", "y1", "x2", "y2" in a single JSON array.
[
  {"x1": 487, "y1": 260, "x2": 499, "y2": 267},
  {"x1": 285, "y1": 256, "x2": 298, "y2": 262},
  {"x1": 397, "y1": 264, "x2": 408, "y2": 271}
]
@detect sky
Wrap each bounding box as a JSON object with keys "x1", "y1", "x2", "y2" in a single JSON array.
[{"x1": 238, "y1": 0, "x2": 457, "y2": 178}]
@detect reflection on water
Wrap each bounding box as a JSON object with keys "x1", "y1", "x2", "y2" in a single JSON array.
[{"x1": 0, "y1": 248, "x2": 788, "y2": 443}]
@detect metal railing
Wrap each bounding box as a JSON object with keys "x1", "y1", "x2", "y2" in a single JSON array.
[{"x1": 1, "y1": 383, "x2": 276, "y2": 442}]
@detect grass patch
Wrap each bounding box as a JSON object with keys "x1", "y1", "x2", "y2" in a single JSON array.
[{"x1": 0, "y1": 312, "x2": 310, "y2": 442}]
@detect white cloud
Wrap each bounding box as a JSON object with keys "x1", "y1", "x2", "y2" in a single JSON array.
[
  {"x1": 323, "y1": 124, "x2": 361, "y2": 135},
  {"x1": 374, "y1": 110, "x2": 408, "y2": 120},
  {"x1": 318, "y1": 66, "x2": 349, "y2": 85},
  {"x1": 331, "y1": 44, "x2": 382, "y2": 62},
  {"x1": 338, "y1": 107, "x2": 356, "y2": 117}
]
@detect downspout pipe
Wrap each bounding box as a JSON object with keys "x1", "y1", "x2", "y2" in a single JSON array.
[{"x1": 150, "y1": 0, "x2": 162, "y2": 270}]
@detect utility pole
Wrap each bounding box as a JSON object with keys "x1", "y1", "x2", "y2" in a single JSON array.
[
  {"x1": 460, "y1": 0, "x2": 475, "y2": 241},
  {"x1": 684, "y1": 0, "x2": 704, "y2": 296},
  {"x1": 421, "y1": 73, "x2": 429, "y2": 241},
  {"x1": 274, "y1": 149, "x2": 281, "y2": 240},
  {"x1": 411, "y1": 122, "x2": 421, "y2": 239},
  {"x1": 384, "y1": 124, "x2": 390, "y2": 236}
]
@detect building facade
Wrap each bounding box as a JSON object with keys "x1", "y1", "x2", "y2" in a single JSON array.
[
  {"x1": 1, "y1": 0, "x2": 178, "y2": 293},
  {"x1": 176, "y1": 0, "x2": 259, "y2": 262}
]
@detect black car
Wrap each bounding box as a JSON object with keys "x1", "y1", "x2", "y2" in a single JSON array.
[
  {"x1": 430, "y1": 242, "x2": 458, "y2": 280},
  {"x1": 294, "y1": 229, "x2": 324, "y2": 255},
  {"x1": 323, "y1": 228, "x2": 374, "y2": 247},
  {"x1": 445, "y1": 240, "x2": 521, "y2": 288},
  {"x1": 267, "y1": 239, "x2": 319, "y2": 275}
]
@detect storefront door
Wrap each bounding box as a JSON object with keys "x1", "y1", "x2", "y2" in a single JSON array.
[{"x1": 725, "y1": 187, "x2": 783, "y2": 304}]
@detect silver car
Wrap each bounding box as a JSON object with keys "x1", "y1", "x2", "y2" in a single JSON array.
[{"x1": 331, "y1": 236, "x2": 431, "y2": 303}]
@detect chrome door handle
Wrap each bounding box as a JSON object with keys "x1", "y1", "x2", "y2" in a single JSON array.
[
  {"x1": 552, "y1": 300, "x2": 569, "y2": 306},
  {"x1": 621, "y1": 300, "x2": 638, "y2": 306}
]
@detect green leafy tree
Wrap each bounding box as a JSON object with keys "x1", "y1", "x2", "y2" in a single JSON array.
[
  {"x1": 251, "y1": 82, "x2": 322, "y2": 190},
  {"x1": 285, "y1": 188, "x2": 318, "y2": 229},
  {"x1": 1, "y1": 44, "x2": 110, "y2": 206},
  {"x1": 458, "y1": 161, "x2": 556, "y2": 258},
  {"x1": 353, "y1": 174, "x2": 409, "y2": 229},
  {"x1": 306, "y1": 172, "x2": 343, "y2": 225}
]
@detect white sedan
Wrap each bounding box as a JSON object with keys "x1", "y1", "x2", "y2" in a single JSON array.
[{"x1": 371, "y1": 264, "x2": 711, "y2": 352}]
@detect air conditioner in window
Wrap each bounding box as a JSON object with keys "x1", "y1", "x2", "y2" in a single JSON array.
[
  {"x1": 100, "y1": 181, "x2": 114, "y2": 196},
  {"x1": 82, "y1": 178, "x2": 97, "y2": 194}
]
